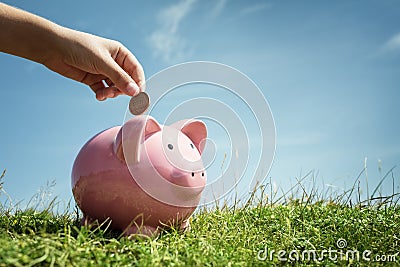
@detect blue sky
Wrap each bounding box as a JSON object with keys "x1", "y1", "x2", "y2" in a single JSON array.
[{"x1": 1, "y1": 0, "x2": 399, "y2": 207}]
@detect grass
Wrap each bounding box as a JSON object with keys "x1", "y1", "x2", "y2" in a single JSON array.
[{"x1": 0, "y1": 169, "x2": 399, "y2": 266}]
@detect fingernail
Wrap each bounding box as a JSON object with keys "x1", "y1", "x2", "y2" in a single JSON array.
[
  {"x1": 96, "y1": 92, "x2": 105, "y2": 101},
  {"x1": 126, "y1": 82, "x2": 140, "y2": 96}
]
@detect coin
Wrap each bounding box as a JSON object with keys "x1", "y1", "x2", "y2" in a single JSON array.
[{"x1": 129, "y1": 92, "x2": 150, "y2": 115}]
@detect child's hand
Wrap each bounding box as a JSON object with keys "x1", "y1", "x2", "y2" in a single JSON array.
[
  {"x1": 44, "y1": 28, "x2": 145, "y2": 101},
  {"x1": 0, "y1": 3, "x2": 145, "y2": 101}
]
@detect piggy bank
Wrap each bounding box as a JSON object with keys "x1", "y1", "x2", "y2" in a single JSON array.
[{"x1": 72, "y1": 115, "x2": 207, "y2": 236}]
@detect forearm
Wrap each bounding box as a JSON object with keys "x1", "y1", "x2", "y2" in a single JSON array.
[{"x1": 0, "y1": 3, "x2": 64, "y2": 64}]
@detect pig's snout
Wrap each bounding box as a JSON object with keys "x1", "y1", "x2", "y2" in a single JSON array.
[
  {"x1": 168, "y1": 165, "x2": 207, "y2": 188},
  {"x1": 190, "y1": 171, "x2": 206, "y2": 178},
  {"x1": 170, "y1": 168, "x2": 206, "y2": 180}
]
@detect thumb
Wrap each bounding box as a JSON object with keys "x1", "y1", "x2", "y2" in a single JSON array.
[{"x1": 100, "y1": 58, "x2": 140, "y2": 96}]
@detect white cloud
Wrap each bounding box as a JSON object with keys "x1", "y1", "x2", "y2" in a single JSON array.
[
  {"x1": 382, "y1": 33, "x2": 400, "y2": 53},
  {"x1": 240, "y1": 2, "x2": 271, "y2": 16},
  {"x1": 147, "y1": 0, "x2": 271, "y2": 63},
  {"x1": 148, "y1": 0, "x2": 196, "y2": 63},
  {"x1": 209, "y1": 0, "x2": 228, "y2": 19}
]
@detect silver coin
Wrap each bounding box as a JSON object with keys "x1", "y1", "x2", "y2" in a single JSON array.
[{"x1": 129, "y1": 92, "x2": 150, "y2": 115}]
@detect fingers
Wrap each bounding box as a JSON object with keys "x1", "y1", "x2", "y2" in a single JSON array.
[
  {"x1": 115, "y1": 45, "x2": 146, "y2": 90},
  {"x1": 80, "y1": 73, "x2": 107, "y2": 87},
  {"x1": 94, "y1": 86, "x2": 122, "y2": 101},
  {"x1": 88, "y1": 74, "x2": 130, "y2": 101},
  {"x1": 90, "y1": 80, "x2": 118, "y2": 101},
  {"x1": 60, "y1": 34, "x2": 146, "y2": 101},
  {"x1": 100, "y1": 55, "x2": 140, "y2": 97},
  {"x1": 98, "y1": 42, "x2": 145, "y2": 97},
  {"x1": 104, "y1": 78, "x2": 113, "y2": 87},
  {"x1": 89, "y1": 81, "x2": 106, "y2": 101}
]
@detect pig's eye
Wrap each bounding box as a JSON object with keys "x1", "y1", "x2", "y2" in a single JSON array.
[
  {"x1": 190, "y1": 143, "x2": 194, "y2": 149},
  {"x1": 167, "y1": 144, "x2": 174, "y2": 150}
]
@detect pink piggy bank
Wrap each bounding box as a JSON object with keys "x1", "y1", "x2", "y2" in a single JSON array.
[{"x1": 72, "y1": 115, "x2": 207, "y2": 236}]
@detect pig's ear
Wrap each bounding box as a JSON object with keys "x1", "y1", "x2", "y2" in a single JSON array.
[
  {"x1": 114, "y1": 116, "x2": 161, "y2": 163},
  {"x1": 171, "y1": 119, "x2": 207, "y2": 154}
]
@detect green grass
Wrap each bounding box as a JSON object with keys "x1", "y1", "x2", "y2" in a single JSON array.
[{"x1": 0, "y1": 170, "x2": 399, "y2": 266}]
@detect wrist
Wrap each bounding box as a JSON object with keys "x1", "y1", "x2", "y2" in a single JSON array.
[{"x1": 31, "y1": 22, "x2": 66, "y2": 64}]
